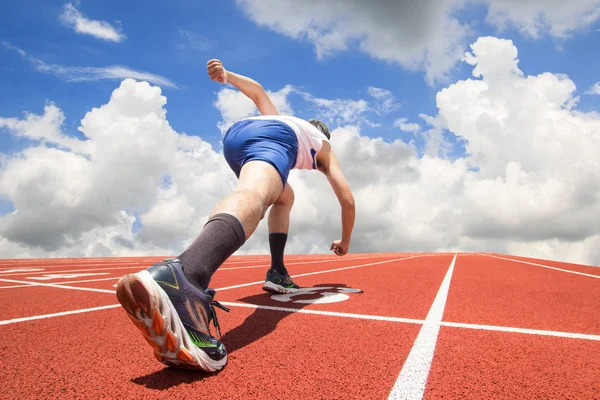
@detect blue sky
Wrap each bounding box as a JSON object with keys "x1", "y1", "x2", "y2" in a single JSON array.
[
  {"x1": 1, "y1": 0, "x2": 600, "y2": 264},
  {"x1": 3, "y1": 0, "x2": 598, "y2": 153}
]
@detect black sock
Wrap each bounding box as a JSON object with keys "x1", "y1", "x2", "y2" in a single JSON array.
[
  {"x1": 179, "y1": 213, "x2": 246, "y2": 290},
  {"x1": 269, "y1": 232, "x2": 288, "y2": 276}
]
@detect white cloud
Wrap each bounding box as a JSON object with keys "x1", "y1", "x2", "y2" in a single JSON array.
[
  {"x1": 484, "y1": 0, "x2": 600, "y2": 39},
  {"x1": 0, "y1": 79, "x2": 233, "y2": 255},
  {"x1": 235, "y1": 0, "x2": 467, "y2": 84},
  {"x1": 2, "y1": 36, "x2": 600, "y2": 267},
  {"x1": 299, "y1": 92, "x2": 369, "y2": 126},
  {"x1": 177, "y1": 30, "x2": 215, "y2": 51},
  {"x1": 586, "y1": 82, "x2": 600, "y2": 95},
  {"x1": 0, "y1": 103, "x2": 91, "y2": 154},
  {"x1": 60, "y1": 2, "x2": 125, "y2": 42},
  {"x1": 394, "y1": 118, "x2": 421, "y2": 132},
  {"x1": 213, "y1": 84, "x2": 368, "y2": 133},
  {"x1": 367, "y1": 87, "x2": 400, "y2": 115},
  {"x1": 1, "y1": 42, "x2": 177, "y2": 89},
  {"x1": 235, "y1": 0, "x2": 600, "y2": 84}
]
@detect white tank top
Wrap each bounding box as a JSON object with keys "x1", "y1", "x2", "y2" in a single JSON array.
[{"x1": 245, "y1": 115, "x2": 329, "y2": 170}]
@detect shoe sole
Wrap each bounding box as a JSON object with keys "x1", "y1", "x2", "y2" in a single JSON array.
[
  {"x1": 262, "y1": 280, "x2": 300, "y2": 294},
  {"x1": 116, "y1": 270, "x2": 227, "y2": 372}
]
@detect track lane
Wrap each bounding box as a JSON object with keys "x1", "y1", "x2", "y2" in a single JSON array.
[
  {"x1": 425, "y1": 327, "x2": 600, "y2": 399},
  {"x1": 215, "y1": 255, "x2": 453, "y2": 320},
  {"x1": 0, "y1": 305, "x2": 420, "y2": 399}
]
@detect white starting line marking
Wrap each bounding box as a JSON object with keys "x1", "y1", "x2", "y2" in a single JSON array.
[
  {"x1": 2, "y1": 298, "x2": 600, "y2": 344},
  {"x1": 270, "y1": 286, "x2": 362, "y2": 304},
  {"x1": 0, "y1": 276, "x2": 121, "y2": 290},
  {"x1": 0, "y1": 268, "x2": 45, "y2": 274},
  {"x1": 0, "y1": 278, "x2": 114, "y2": 294},
  {"x1": 28, "y1": 273, "x2": 110, "y2": 281},
  {"x1": 486, "y1": 254, "x2": 600, "y2": 279},
  {"x1": 388, "y1": 253, "x2": 457, "y2": 400},
  {"x1": 0, "y1": 305, "x2": 122, "y2": 326},
  {"x1": 0, "y1": 254, "x2": 397, "y2": 278}
]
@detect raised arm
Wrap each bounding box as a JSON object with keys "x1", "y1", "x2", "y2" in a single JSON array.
[
  {"x1": 207, "y1": 59, "x2": 279, "y2": 116},
  {"x1": 316, "y1": 144, "x2": 355, "y2": 256}
]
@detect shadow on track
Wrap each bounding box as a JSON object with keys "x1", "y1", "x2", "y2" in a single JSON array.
[{"x1": 132, "y1": 283, "x2": 359, "y2": 389}]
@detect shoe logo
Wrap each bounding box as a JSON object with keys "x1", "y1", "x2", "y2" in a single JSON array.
[
  {"x1": 155, "y1": 264, "x2": 179, "y2": 290},
  {"x1": 270, "y1": 286, "x2": 362, "y2": 305}
]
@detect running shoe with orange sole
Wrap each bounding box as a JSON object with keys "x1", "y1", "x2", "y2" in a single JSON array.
[{"x1": 116, "y1": 259, "x2": 229, "y2": 372}]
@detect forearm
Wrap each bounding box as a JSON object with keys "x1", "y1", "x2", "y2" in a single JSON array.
[
  {"x1": 226, "y1": 71, "x2": 265, "y2": 102},
  {"x1": 341, "y1": 200, "x2": 355, "y2": 245}
]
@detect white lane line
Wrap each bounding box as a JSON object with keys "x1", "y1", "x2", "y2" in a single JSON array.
[
  {"x1": 0, "y1": 254, "x2": 375, "y2": 270},
  {"x1": 0, "y1": 254, "x2": 390, "y2": 277},
  {"x1": 3, "y1": 298, "x2": 600, "y2": 343},
  {"x1": 486, "y1": 254, "x2": 600, "y2": 279},
  {"x1": 218, "y1": 302, "x2": 600, "y2": 342},
  {"x1": 0, "y1": 260, "x2": 162, "y2": 270},
  {"x1": 0, "y1": 265, "x2": 148, "y2": 277},
  {"x1": 215, "y1": 256, "x2": 421, "y2": 291},
  {"x1": 0, "y1": 305, "x2": 121, "y2": 326},
  {"x1": 219, "y1": 302, "x2": 425, "y2": 324},
  {"x1": 0, "y1": 268, "x2": 45, "y2": 274},
  {"x1": 28, "y1": 272, "x2": 110, "y2": 281},
  {"x1": 440, "y1": 321, "x2": 600, "y2": 341},
  {"x1": 388, "y1": 253, "x2": 457, "y2": 400},
  {"x1": 0, "y1": 278, "x2": 115, "y2": 294},
  {"x1": 218, "y1": 254, "x2": 401, "y2": 271},
  {"x1": 0, "y1": 255, "x2": 419, "y2": 293},
  {"x1": 0, "y1": 277, "x2": 121, "y2": 290}
]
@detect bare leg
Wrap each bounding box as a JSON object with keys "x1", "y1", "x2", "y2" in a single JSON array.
[
  {"x1": 211, "y1": 160, "x2": 284, "y2": 240},
  {"x1": 266, "y1": 184, "x2": 294, "y2": 278},
  {"x1": 268, "y1": 184, "x2": 294, "y2": 234},
  {"x1": 178, "y1": 160, "x2": 285, "y2": 289}
]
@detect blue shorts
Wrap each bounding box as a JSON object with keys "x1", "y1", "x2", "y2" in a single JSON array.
[{"x1": 223, "y1": 119, "x2": 298, "y2": 187}]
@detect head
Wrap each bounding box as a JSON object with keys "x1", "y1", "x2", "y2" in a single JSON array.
[{"x1": 308, "y1": 119, "x2": 331, "y2": 140}]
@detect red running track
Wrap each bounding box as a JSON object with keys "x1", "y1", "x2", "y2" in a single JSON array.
[{"x1": 0, "y1": 253, "x2": 598, "y2": 399}]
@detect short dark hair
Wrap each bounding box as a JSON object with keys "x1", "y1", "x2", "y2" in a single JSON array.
[{"x1": 308, "y1": 119, "x2": 330, "y2": 140}]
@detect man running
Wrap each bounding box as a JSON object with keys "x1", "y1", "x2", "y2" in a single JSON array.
[{"x1": 116, "y1": 59, "x2": 356, "y2": 372}]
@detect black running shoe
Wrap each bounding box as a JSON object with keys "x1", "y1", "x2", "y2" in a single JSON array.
[
  {"x1": 116, "y1": 259, "x2": 229, "y2": 372},
  {"x1": 262, "y1": 269, "x2": 300, "y2": 294}
]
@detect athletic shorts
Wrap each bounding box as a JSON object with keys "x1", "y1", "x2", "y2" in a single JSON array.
[{"x1": 223, "y1": 119, "x2": 298, "y2": 187}]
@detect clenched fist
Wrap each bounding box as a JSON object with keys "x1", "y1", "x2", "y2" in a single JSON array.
[
  {"x1": 330, "y1": 239, "x2": 349, "y2": 256},
  {"x1": 207, "y1": 59, "x2": 227, "y2": 84}
]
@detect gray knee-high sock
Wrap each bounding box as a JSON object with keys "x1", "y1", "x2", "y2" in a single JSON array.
[{"x1": 179, "y1": 213, "x2": 246, "y2": 290}]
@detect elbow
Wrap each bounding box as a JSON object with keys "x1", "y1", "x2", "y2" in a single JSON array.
[
  {"x1": 250, "y1": 85, "x2": 267, "y2": 103},
  {"x1": 343, "y1": 195, "x2": 355, "y2": 210}
]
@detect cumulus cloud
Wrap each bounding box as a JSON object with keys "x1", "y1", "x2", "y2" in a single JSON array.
[
  {"x1": 60, "y1": 2, "x2": 125, "y2": 42},
  {"x1": 235, "y1": 0, "x2": 600, "y2": 83},
  {"x1": 2, "y1": 36, "x2": 599, "y2": 266},
  {"x1": 0, "y1": 79, "x2": 234, "y2": 256}
]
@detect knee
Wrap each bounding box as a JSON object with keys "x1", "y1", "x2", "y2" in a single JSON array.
[
  {"x1": 275, "y1": 185, "x2": 294, "y2": 210},
  {"x1": 237, "y1": 188, "x2": 273, "y2": 218}
]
